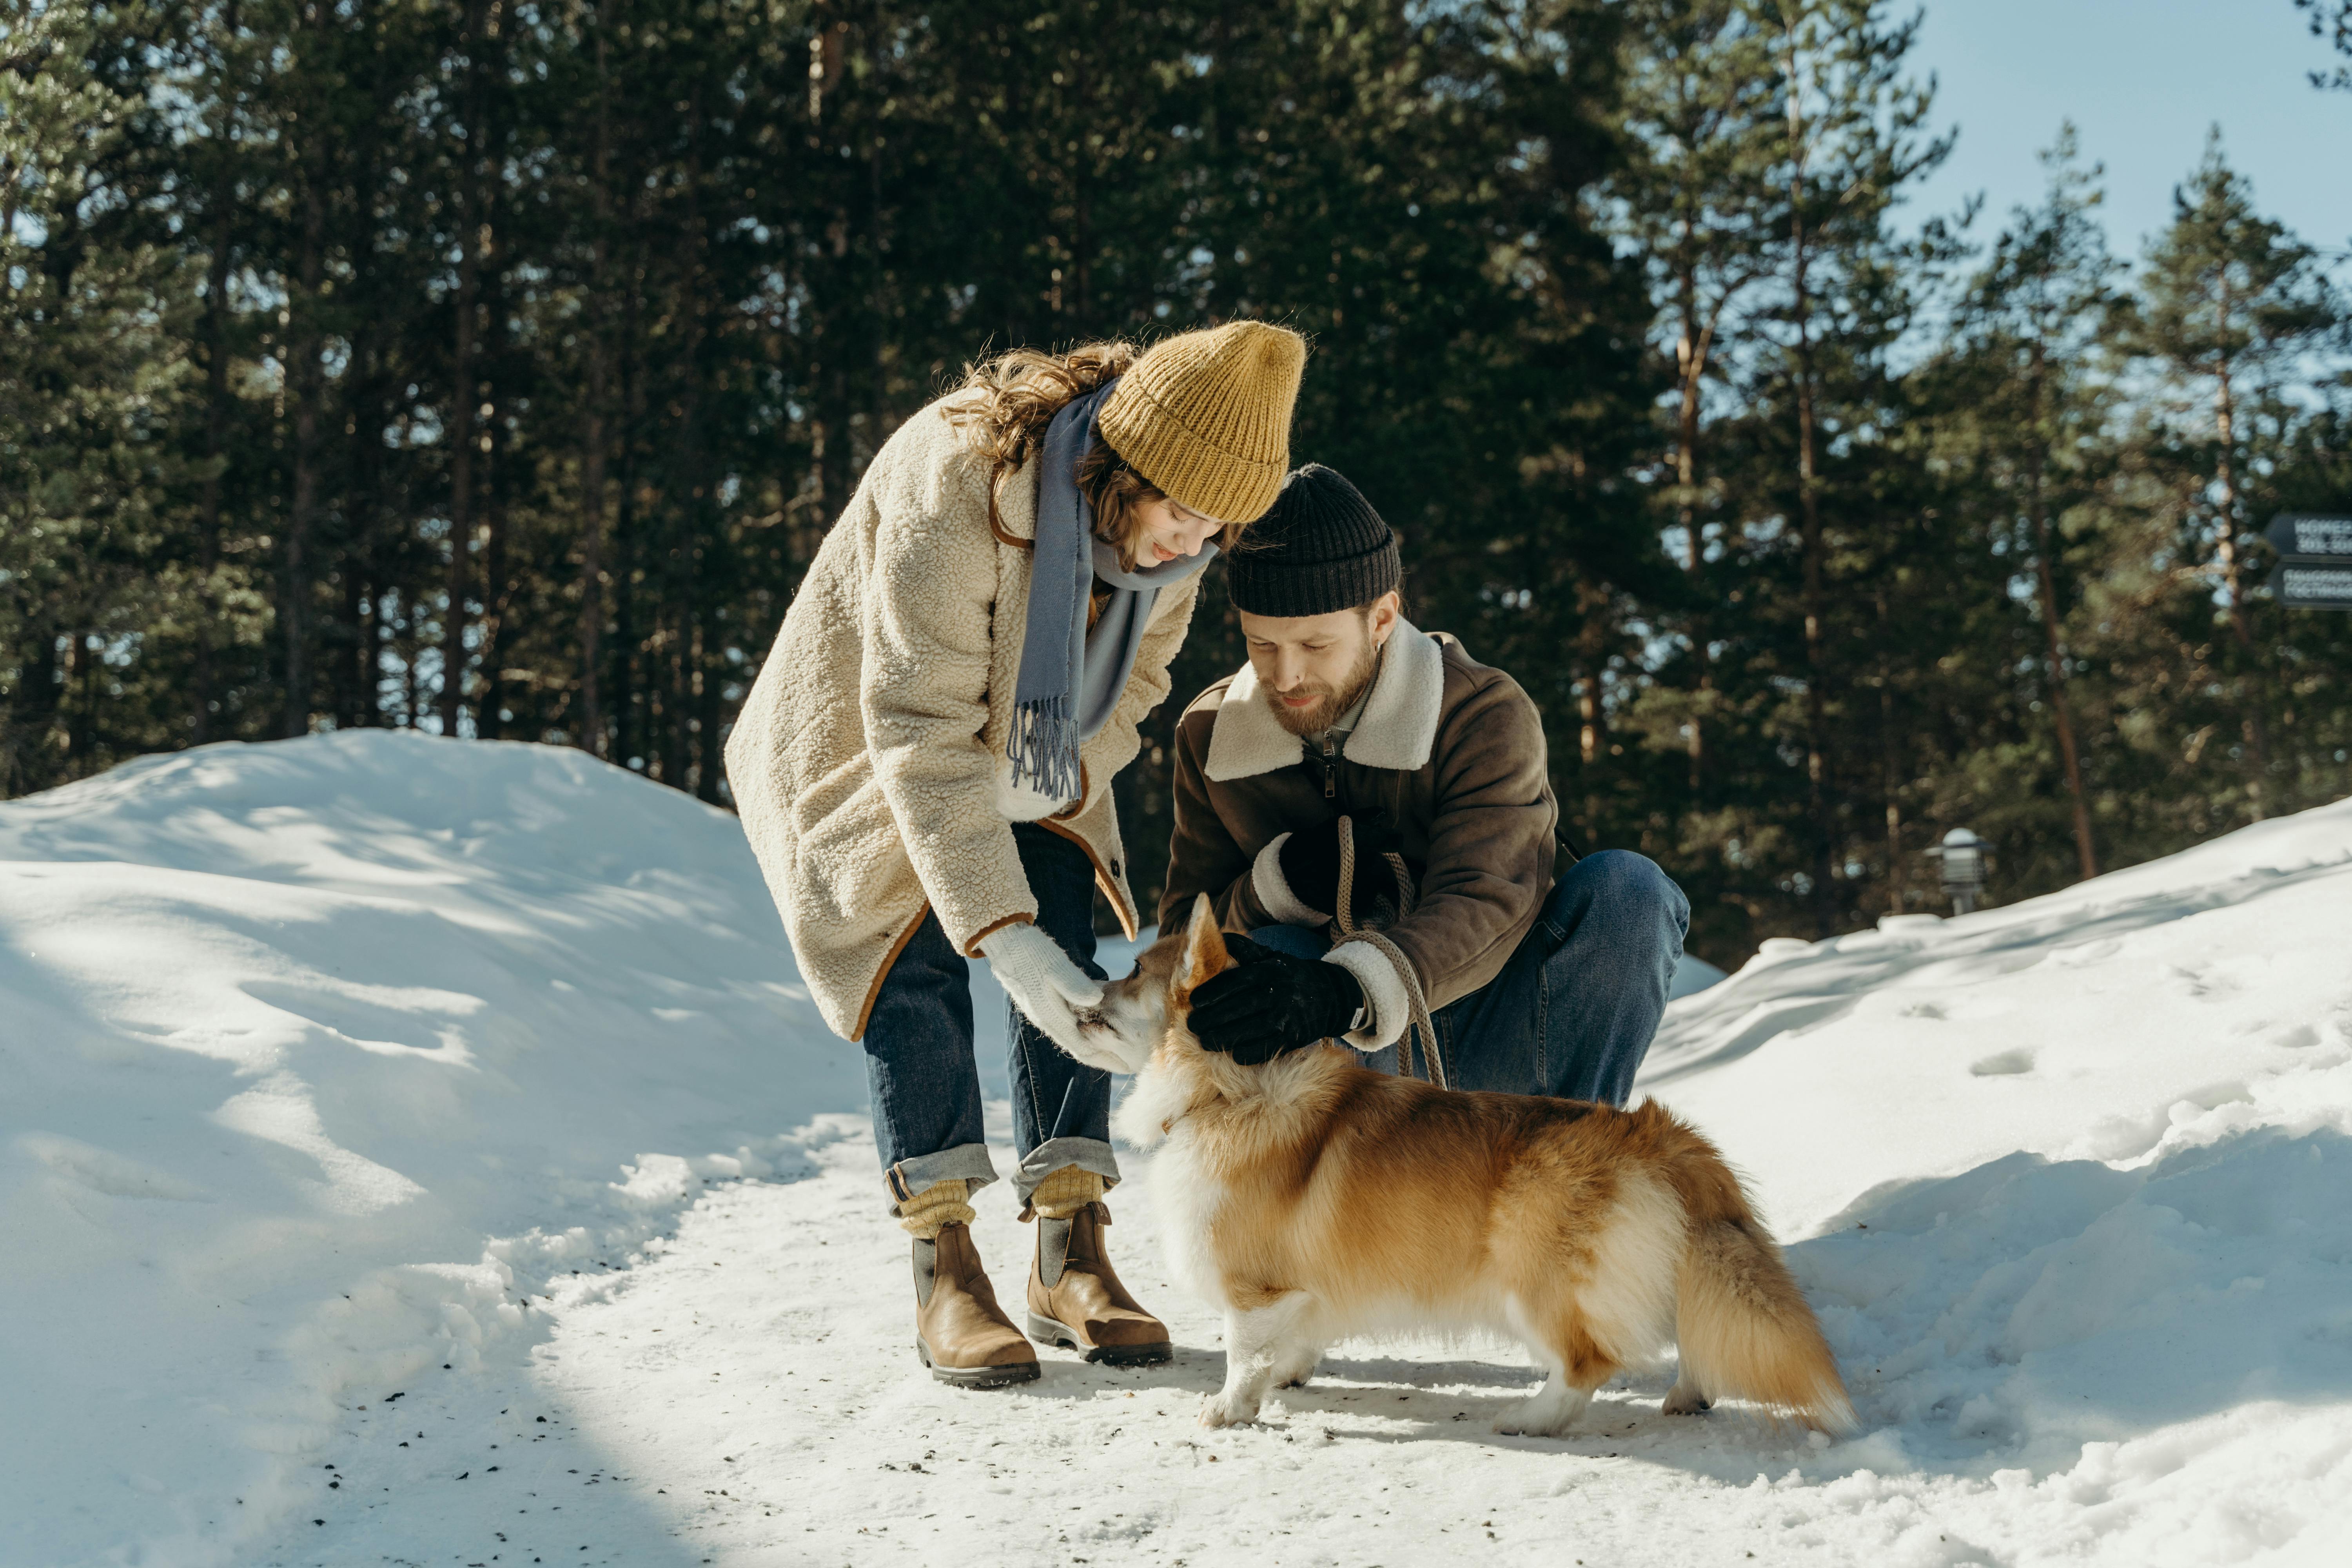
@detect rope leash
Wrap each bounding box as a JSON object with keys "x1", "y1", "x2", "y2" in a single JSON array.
[{"x1": 1332, "y1": 815, "x2": 1449, "y2": 1089}]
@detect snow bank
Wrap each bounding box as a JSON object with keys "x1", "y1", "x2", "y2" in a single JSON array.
[
  {"x1": 1648, "y1": 799, "x2": 2352, "y2": 1232},
  {"x1": 1644, "y1": 796, "x2": 2352, "y2": 1559},
  {"x1": 0, "y1": 733, "x2": 866, "y2": 1566}
]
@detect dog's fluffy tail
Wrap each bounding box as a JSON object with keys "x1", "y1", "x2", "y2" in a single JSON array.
[{"x1": 1673, "y1": 1210, "x2": 1856, "y2": 1435}]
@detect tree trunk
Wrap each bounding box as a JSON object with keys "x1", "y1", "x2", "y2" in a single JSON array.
[
  {"x1": 180, "y1": 0, "x2": 240, "y2": 747},
  {"x1": 696, "y1": 601, "x2": 723, "y2": 804},
  {"x1": 1875, "y1": 588, "x2": 1902, "y2": 915},
  {"x1": 1786, "y1": 35, "x2": 1837, "y2": 936},
  {"x1": 63, "y1": 633, "x2": 94, "y2": 769},
  {"x1": 345, "y1": 330, "x2": 387, "y2": 730},
  {"x1": 2027, "y1": 345, "x2": 2098, "y2": 878},
  {"x1": 2209, "y1": 348, "x2": 2271, "y2": 820},
  {"x1": 341, "y1": 11, "x2": 388, "y2": 731},
  {"x1": 403, "y1": 599, "x2": 423, "y2": 728},
  {"x1": 1575, "y1": 584, "x2": 1610, "y2": 838},
  {"x1": 576, "y1": 363, "x2": 610, "y2": 755},
  {"x1": 613, "y1": 258, "x2": 645, "y2": 769},
  {"x1": 479, "y1": 384, "x2": 508, "y2": 740},
  {"x1": 356, "y1": 572, "x2": 380, "y2": 728},
  {"x1": 575, "y1": 18, "x2": 615, "y2": 757},
  {"x1": 2033, "y1": 524, "x2": 2098, "y2": 878},
  {"x1": 662, "y1": 630, "x2": 690, "y2": 786},
  {"x1": 1674, "y1": 269, "x2": 1725, "y2": 796},
  {"x1": 1072, "y1": 44, "x2": 1091, "y2": 331},
  {"x1": 477, "y1": 192, "x2": 511, "y2": 742},
  {"x1": 667, "y1": 78, "x2": 712, "y2": 792},
  {"x1": 439, "y1": 0, "x2": 490, "y2": 736},
  {"x1": 283, "y1": 76, "x2": 329, "y2": 740},
  {"x1": 194, "y1": 196, "x2": 234, "y2": 745}
]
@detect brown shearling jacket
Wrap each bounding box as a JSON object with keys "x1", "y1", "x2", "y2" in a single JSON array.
[{"x1": 1158, "y1": 623, "x2": 1559, "y2": 1050}]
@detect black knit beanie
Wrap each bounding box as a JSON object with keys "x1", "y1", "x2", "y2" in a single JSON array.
[{"x1": 1226, "y1": 464, "x2": 1400, "y2": 617}]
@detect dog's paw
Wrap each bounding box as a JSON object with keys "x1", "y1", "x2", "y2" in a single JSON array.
[
  {"x1": 1492, "y1": 1395, "x2": 1584, "y2": 1437},
  {"x1": 1199, "y1": 1391, "x2": 1263, "y2": 1429},
  {"x1": 1662, "y1": 1381, "x2": 1711, "y2": 1417}
]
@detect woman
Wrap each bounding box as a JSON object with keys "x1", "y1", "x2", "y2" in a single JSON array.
[{"x1": 726, "y1": 322, "x2": 1306, "y2": 1386}]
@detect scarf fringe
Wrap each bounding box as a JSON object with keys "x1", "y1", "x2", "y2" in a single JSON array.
[{"x1": 1006, "y1": 696, "x2": 1083, "y2": 802}]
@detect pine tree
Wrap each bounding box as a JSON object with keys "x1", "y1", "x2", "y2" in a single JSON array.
[
  {"x1": 2, "y1": 0, "x2": 203, "y2": 791},
  {"x1": 1937, "y1": 127, "x2": 2124, "y2": 883},
  {"x1": 1611, "y1": 0, "x2": 1784, "y2": 800},
  {"x1": 2298, "y1": 0, "x2": 2352, "y2": 91},
  {"x1": 2130, "y1": 131, "x2": 2344, "y2": 823},
  {"x1": 1758, "y1": 0, "x2": 1951, "y2": 933}
]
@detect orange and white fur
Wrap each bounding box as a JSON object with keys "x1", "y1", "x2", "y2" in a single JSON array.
[{"x1": 1062, "y1": 897, "x2": 1857, "y2": 1437}]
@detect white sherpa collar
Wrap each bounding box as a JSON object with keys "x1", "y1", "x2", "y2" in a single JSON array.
[{"x1": 1203, "y1": 620, "x2": 1445, "y2": 781}]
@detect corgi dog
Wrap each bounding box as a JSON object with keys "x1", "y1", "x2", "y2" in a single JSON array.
[{"x1": 1060, "y1": 896, "x2": 1857, "y2": 1437}]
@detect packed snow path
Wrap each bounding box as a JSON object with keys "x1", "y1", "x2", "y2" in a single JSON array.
[{"x1": 5, "y1": 735, "x2": 2350, "y2": 1566}]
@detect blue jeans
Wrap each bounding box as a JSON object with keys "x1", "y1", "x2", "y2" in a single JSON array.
[
  {"x1": 1251, "y1": 850, "x2": 1689, "y2": 1105},
  {"x1": 862, "y1": 822, "x2": 1119, "y2": 1212}
]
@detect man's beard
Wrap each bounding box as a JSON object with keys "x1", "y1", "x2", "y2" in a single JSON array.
[{"x1": 1261, "y1": 637, "x2": 1379, "y2": 738}]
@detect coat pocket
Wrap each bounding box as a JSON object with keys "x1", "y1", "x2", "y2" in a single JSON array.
[
  {"x1": 787, "y1": 751, "x2": 873, "y2": 839},
  {"x1": 789, "y1": 760, "x2": 906, "y2": 921}
]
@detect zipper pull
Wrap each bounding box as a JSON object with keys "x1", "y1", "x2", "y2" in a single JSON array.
[{"x1": 1322, "y1": 736, "x2": 1337, "y2": 800}]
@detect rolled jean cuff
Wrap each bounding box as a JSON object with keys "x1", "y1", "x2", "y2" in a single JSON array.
[
  {"x1": 1012, "y1": 1137, "x2": 1122, "y2": 1205},
  {"x1": 884, "y1": 1143, "x2": 1000, "y2": 1217}
]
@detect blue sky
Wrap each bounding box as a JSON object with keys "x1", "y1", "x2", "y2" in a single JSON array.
[{"x1": 1899, "y1": 0, "x2": 2351, "y2": 263}]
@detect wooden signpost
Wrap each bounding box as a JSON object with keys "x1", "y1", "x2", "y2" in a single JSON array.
[{"x1": 2267, "y1": 514, "x2": 2352, "y2": 611}]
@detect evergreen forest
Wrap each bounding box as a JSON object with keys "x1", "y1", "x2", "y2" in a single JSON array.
[{"x1": 7, "y1": 0, "x2": 2351, "y2": 967}]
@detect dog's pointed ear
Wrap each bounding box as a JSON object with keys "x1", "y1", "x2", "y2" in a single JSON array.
[{"x1": 1175, "y1": 894, "x2": 1232, "y2": 1000}]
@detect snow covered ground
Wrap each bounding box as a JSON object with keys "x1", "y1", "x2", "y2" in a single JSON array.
[{"x1": 5, "y1": 733, "x2": 2349, "y2": 1566}]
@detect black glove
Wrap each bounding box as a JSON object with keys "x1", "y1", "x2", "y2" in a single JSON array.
[
  {"x1": 1189, "y1": 935, "x2": 1365, "y2": 1065},
  {"x1": 1278, "y1": 819, "x2": 1405, "y2": 921}
]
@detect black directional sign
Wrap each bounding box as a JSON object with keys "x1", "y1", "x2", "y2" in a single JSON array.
[
  {"x1": 2267, "y1": 514, "x2": 2352, "y2": 558},
  {"x1": 2277, "y1": 561, "x2": 2352, "y2": 610},
  {"x1": 2267, "y1": 514, "x2": 2352, "y2": 610}
]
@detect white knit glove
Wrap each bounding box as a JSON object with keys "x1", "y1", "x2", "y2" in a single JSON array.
[{"x1": 978, "y1": 922, "x2": 1104, "y2": 1060}]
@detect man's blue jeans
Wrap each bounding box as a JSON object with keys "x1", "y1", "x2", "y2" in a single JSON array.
[
  {"x1": 861, "y1": 822, "x2": 1119, "y2": 1211},
  {"x1": 1250, "y1": 849, "x2": 1689, "y2": 1104}
]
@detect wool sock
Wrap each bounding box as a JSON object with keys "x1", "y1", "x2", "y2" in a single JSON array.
[
  {"x1": 1028, "y1": 1165, "x2": 1103, "y2": 1220},
  {"x1": 897, "y1": 1178, "x2": 975, "y2": 1240}
]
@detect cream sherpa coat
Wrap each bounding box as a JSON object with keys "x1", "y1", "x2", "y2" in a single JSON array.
[{"x1": 725, "y1": 393, "x2": 1200, "y2": 1041}]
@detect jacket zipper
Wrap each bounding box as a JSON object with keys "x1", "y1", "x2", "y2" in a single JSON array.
[{"x1": 1320, "y1": 735, "x2": 1338, "y2": 800}]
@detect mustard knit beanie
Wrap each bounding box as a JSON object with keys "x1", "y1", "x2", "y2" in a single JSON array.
[{"x1": 1099, "y1": 321, "x2": 1307, "y2": 526}]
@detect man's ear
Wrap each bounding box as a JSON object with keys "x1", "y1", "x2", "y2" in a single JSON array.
[{"x1": 1175, "y1": 894, "x2": 1232, "y2": 1001}]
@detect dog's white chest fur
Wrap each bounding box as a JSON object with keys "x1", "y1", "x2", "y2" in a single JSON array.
[{"x1": 1114, "y1": 1066, "x2": 1228, "y2": 1303}]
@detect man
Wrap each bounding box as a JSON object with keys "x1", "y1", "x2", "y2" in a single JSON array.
[{"x1": 1160, "y1": 464, "x2": 1690, "y2": 1098}]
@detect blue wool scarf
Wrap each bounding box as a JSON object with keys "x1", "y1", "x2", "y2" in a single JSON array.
[{"x1": 1005, "y1": 379, "x2": 1216, "y2": 799}]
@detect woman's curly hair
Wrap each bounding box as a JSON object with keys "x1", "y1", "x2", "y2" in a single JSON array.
[{"x1": 943, "y1": 340, "x2": 1185, "y2": 572}]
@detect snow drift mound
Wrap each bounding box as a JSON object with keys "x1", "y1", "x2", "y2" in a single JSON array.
[
  {"x1": 1640, "y1": 796, "x2": 2352, "y2": 1561},
  {"x1": 0, "y1": 733, "x2": 864, "y2": 1566}
]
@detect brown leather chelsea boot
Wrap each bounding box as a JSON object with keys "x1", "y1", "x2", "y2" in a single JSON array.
[
  {"x1": 913, "y1": 1222, "x2": 1039, "y2": 1388},
  {"x1": 1025, "y1": 1201, "x2": 1172, "y2": 1366}
]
